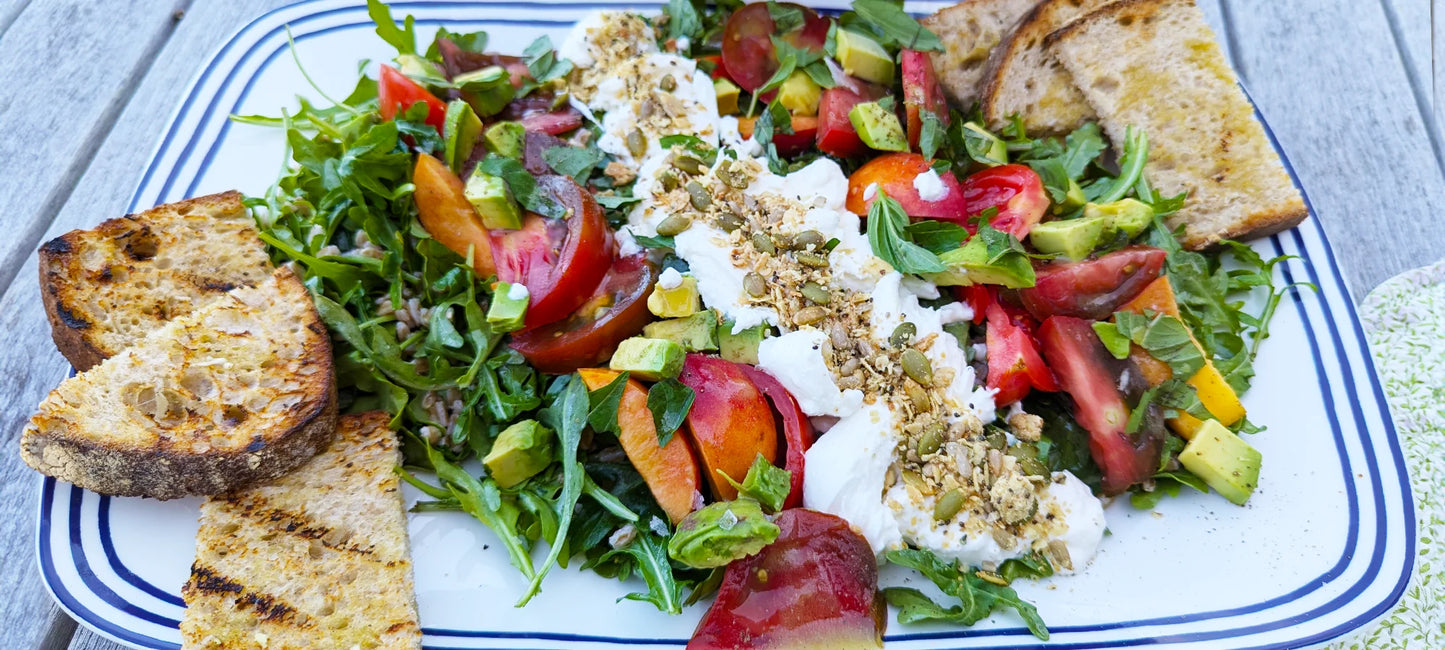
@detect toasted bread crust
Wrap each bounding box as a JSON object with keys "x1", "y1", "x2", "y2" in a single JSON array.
[
  {"x1": 22, "y1": 268, "x2": 338, "y2": 500},
  {"x1": 922, "y1": 0, "x2": 1041, "y2": 109},
  {"x1": 979, "y1": 0, "x2": 1108, "y2": 134},
  {"x1": 38, "y1": 191, "x2": 271, "y2": 371}
]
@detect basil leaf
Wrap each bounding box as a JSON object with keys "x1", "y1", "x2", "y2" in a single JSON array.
[
  {"x1": 478, "y1": 154, "x2": 564, "y2": 218},
  {"x1": 848, "y1": 0, "x2": 943, "y2": 52},
  {"x1": 905, "y1": 219, "x2": 968, "y2": 254},
  {"x1": 647, "y1": 378, "x2": 695, "y2": 447},
  {"x1": 543, "y1": 144, "x2": 605, "y2": 180},
  {"x1": 768, "y1": 2, "x2": 806, "y2": 33},
  {"x1": 664, "y1": 0, "x2": 704, "y2": 43},
  {"x1": 867, "y1": 192, "x2": 946, "y2": 274},
  {"x1": 716, "y1": 453, "x2": 792, "y2": 513},
  {"x1": 1092, "y1": 321, "x2": 1132, "y2": 360},
  {"x1": 586, "y1": 371, "x2": 630, "y2": 436}
]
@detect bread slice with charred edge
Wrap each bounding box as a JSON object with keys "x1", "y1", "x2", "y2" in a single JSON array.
[
  {"x1": 38, "y1": 190, "x2": 273, "y2": 372},
  {"x1": 922, "y1": 0, "x2": 1041, "y2": 109},
  {"x1": 1046, "y1": 0, "x2": 1308, "y2": 248},
  {"x1": 181, "y1": 411, "x2": 421, "y2": 650},
  {"x1": 978, "y1": 0, "x2": 1113, "y2": 134},
  {"x1": 20, "y1": 267, "x2": 336, "y2": 499}
]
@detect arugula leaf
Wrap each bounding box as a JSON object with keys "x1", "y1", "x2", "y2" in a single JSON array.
[
  {"x1": 366, "y1": 0, "x2": 416, "y2": 55},
  {"x1": 426, "y1": 27, "x2": 488, "y2": 58},
  {"x1": 884, "y1": 548, "x2": 1049, "y2": 640},
  {"x1": 520, "y1": 376, "x2": 589, "y2": 604},
  {"x1": 1094, "y1": 126, "x2": 1148, "y2": 203},
  {"x1": 998, "y1": 550, "x2": 1056, "y2": 583},
  {"x1": 422, "y1": 443, "x2": 535, "y2": 579},
  {"x1": 599, "y1": 524, "x2": 686, "y2": 614},
  {"x1": 1058, "y1": 121, "x2": 1107, "y2": 179},
  {"x1": 647, "y1": 378, "x2": 695, "y2": 447},
  {"x1": 848, "y1": 0, "x2": 943, "y2": 52},
  {"x1": 586, "y1": 371, "x2": 630, "y2": 436},
  {"x1": 716, "y1": 454, "x2": 792, "y2": 512},
  {"x1": 867, "y1": 192, "x2": 946, "y2": 274},
  {"x1": 632, "y1": 234, "x2": 676, "y2": 249},
  {"x1": 544, "y1": 145, "x2": 605, "y2": 180}
]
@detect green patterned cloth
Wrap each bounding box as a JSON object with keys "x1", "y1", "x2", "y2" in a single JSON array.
[{"x1": 1330, "y1": 261, "x2": 1445, "y2": 649}]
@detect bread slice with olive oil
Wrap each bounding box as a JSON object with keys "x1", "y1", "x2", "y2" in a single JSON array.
[
  {"x1": 181, "y1": 411, "x2": 421, "y2": 650},
  {"x1": 1047, "y1": 0, "x2": 1308, "y2": 248},
  {"x1": 977, "y1": 0, "x2": 1113, "y2": 134},
  {"x1": 38, "y1": 190, "x2": 273, "y2": 372},
  {"x1": 922, "y1": 0, "x2": 1041, "y2": 109},
  {"x1": 20, "y1": 267, "x2": 337, "y2": 500}
]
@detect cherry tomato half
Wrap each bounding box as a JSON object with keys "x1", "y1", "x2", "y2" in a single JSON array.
[
  {"x1": 1020, "y1": 246, "x2": 1167, "y2": 321},
  {"x1": 509, "y1": 254, "x2": 657, "y2": 373},
  {"x1": 985, "y1": 302, "x2": 1059, "y2": 406},
  {"x1": 720, "y1": 3, "x2": 830, "y2": 92},
  {"x1": 958, "y1": 164, "x2": 1048, "y2": 238},
  {"x1": 901, "y1": 49, "x2": 950, "y2": 151},
  {"x1": 740, "y1": 365, "x2": 815, "y2": 510},
  {"x1": 490, "y1": 175, "x2": 613, "y2": 329},
  {"x1": 378, "y1": 65, "x2": 447, "y2": 133}
]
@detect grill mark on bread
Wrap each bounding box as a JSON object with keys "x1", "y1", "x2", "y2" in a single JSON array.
[
  {"x1": 223, "y1": 494, "x2": 377, "y2": 555},
  {"x1": 53, "y1": 303, "x2": 90, "y2": 330},
  {"x1": 188, "y1": 564, "x2": 305, "y2": 624},
  {"x1": 39, "y1": 236, "x2": 72, "y2": 255}
]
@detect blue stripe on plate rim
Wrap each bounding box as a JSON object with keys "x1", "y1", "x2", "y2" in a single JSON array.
[{"x1": 32, "y1": 1, "x2": 1414, "y2": 648}]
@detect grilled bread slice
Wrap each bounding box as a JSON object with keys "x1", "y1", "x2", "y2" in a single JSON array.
[
  {"x1": 39, "y1": 191, "x2": 273, "y2": 371},
  {"x1": 181, "y1": 411, "x2": 421, "y2": 650},
  {"x1": 978, "y1": 0, "x2": 1112, "y2": 134},
  {"x1": 20, "y1": 267, "x2": 336, "y2": 499},
  {"x1": 1047, "y1": 0, "x2": 1307, "y2": 248},
  {"x1": 922, "y1": 0, "x2": 1041, "y2": 109}
]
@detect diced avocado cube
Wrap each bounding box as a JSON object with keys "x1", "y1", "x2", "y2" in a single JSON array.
[
  {"x1": 487, "y1": 282, "x2": 530, "y2": 332},
  {"x1": 609, "y1": 337, "x2": 686, "y2": 381},
  {"x1": 1057, "y1": 177, "x2": 1087, "y2": 212},
  {"x1": 464, "y1": 170, "x2": 523, "y2": 230},
  {"x1": 483, "y1": 121, "x2": 526, "y2": 160},
  {"x1": 443, "y1": 100, "x2": 483, "y2": 173},
  {"x1": 849, "y1": 101, "x2": 908, "y2": 153},
  {"x1": 644, "y1": 309, "x2": 719, "y2": 352},
  {"x1": 1177, "y1": 419, "x2": 1262, "y2": 506},
  {"x1": 483, "y1": 419, "x2": 555, "y2": 488},
  {"x1": 647, "y1": 272, "x2": 701, "y2": 318},
  {"x1": 835, "y1": 29, "x2": 894, "y2": 85},
  {"x1": 776, "y1": 71, "x2": 822, "y2": 117},
  {"x1": 718, "y1": 319, "x2": 767, "y2": 365},
  {"x1": 1029, "y1": 216, "x2": 1108, "y2": 261},
  {"x1": 926, "y1": 236, "x2": 1036, "y2": 288},
  {"x1": 961, "y1": 121, "x2": 1008, "y2": 166},
  {"x1": 394, "y1": 53, "x2": 441, "y2": 80},
  {"x1": 1085, "y1": 198, "x2": 1154, "y2": 239},
  {"x1": 714, "y1": 77, "x2": 741, "y2": 116}
]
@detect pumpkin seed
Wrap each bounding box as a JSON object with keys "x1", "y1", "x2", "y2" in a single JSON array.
[
  {"x1": 889, "y1": 322, "x2": 917, "y2": 347},
  {"x1": 655, "y1": 214, "x2": 692, "y2": 236},
  {"x1": 659, "y1": 169, "x2": 681, "y2": 191},
  {"x1": 792, "y1": 229, "x2": 825, "y2": 250},
  {"x1": 751, "y1": 232, "x2": 776, "y2": 255},
  {"x1": 686, "y1": 181, "x2": 712, "y2": 210},
  {"x1": 985, "y1": 429, "x2": 1007, "y2": 450},
  {"x1": 793, "y1": 306, "x2": 827, "y2": 326},
  {"x1": 933, "y1": 489, "x2": 965, "y2": 521},
  {"x1": 901, "y1": 348, "x2": 933, "y2": 386},
  {"x1": 626, "y1": 129, "x2": 647, "y2": 158},
  {"x1": 716, "y1": 212, "x2": 744, "y2": 232},
  {"x1": 718, "y1": 163, "x2": 750, "y2": 189},
  {"x1": 904, "y1": 380, "x2": 931, "y2": 411},
  {"x1": 1008, "y1": 444, "x2": 1049, "y2": 477},
  {"x1": 744, "y1": 272, "x2": 767, "y2": 297},
  {"x1": 917, "y1": 423, "x2": 945, "y2": 456},
  {"x1": 800, "y1": 282, "x2": 832, "y2": 305},
  {"x1": 673, "y1": 153, "x2": 704, "y2": 175},
  {"x1": 659, "y1": 74, "x2": 676, "y2": 91},
  {"x1": 796, "y1": 251, "x2": 829, "y2": 267},
  {"x1": 901, "y1": 469, "x2": 927, "y2": 493}
]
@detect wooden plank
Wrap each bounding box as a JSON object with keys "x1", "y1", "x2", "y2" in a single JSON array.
[
  {"x1": 1380, "y1": 0, "x2": 1443, "y2": 170},
  {"x1": 0, "y1": 0, "x2": 188, "y2": 300},
  {"x1": 0, "y1": 0, "x2": 34, "y2": 39},
  {"x1": 0, "y1": 1, "x2": 288, "y2": 648},
  {"x1": 1222, "y1": 0, "x2": 1445, "y2": 299}
]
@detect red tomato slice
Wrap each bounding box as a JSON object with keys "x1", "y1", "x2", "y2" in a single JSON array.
[
  {"x1": 378, "y1": 65, "x2": 448, "y2": 133},
  {"x1": 490, "y1": 175, "x2": 613, "y2": 329},
  {"x1": 901, "y1": 49, "x2": 950, "y2": 151},
  {"x1": 956, "y1": 285, "x2": 993, "y2": 325},
  {"x1": 816, "y1": 86, "x2": 872, "y2": 159},
  {"x1": 957, "y1": 164, "x2": 1048, "y2": 238},
  {"x1": 985, "y1": 302, "x2": 1059, "y2": 405},
  {"x1": 740, "y1": 365, "x2": 815, "y2": 510},
  {"x1": 720, "y1": 3, "x2": 830, "y2": 92},
  {"x1": 1037, "y1": 316, "x2": 1163, "y2": 495},
  {"x1": 688, "y1": 509, "x2": 885, "y2": 650},
  {"x1": 698, "y1": 54, "x2": 730, "y2": 81},
  {"x1": 845, "y1": 152, "x2": 970, "y2": 219},
  {"x1": 509, "y1": 254, "x2": 656, "y2": 373},
  {"x1": 1020, "y1": 246, "x2": 1167, "y2": 321}
]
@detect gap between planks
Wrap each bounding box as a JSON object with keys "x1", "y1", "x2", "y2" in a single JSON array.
[{"x1": 1378, "y1": 0, "x2": 1445, "y2": 180}]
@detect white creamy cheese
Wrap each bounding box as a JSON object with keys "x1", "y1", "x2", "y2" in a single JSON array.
[
  {"x1": 757, "y1": 330, "x2": 864, "y2": 417},
  {"x1": 657, "y1": 267, "x2": 684, "y2": 290},
  {"x1": 800, "y1": 402, "x2": 904, "y2": 554},
  {"x1": 912, "y1": 168, "x2": 950, "y2": 202},
  {"x1": 673, "y1": 224, "x2": 780, "y2": 332},
  {"x1": 589, "y1": 53, "x2": 718, "y2": 165}
]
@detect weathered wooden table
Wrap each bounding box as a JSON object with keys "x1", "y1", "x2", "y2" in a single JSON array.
[{"x1": 0, "y1": 0, "x2": 1439, "y2": 648}]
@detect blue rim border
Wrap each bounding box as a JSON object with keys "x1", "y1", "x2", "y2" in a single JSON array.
[{"x1": 34, "y1": 1, "x2": 1414, "y2": 648}]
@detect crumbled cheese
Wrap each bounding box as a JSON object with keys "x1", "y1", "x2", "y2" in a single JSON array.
[
  {"x1": 506, "y1": 283, "x2": 530, "y2": 302},
  {"x1": 758, "y1": 330, "x2": 864, "y2": 418},
  {"x1": 913, "y1": 168, "x2": 950, "y2": 202},
  {"x1": 863, "y1": 182, "x2": 879, "y2": 201},
  {"x1": 802, "y1": 402, "x2": 904, "y2": 554},
  {"x1": 657, "y1": 267, "x2": 684, "y2": 290}
]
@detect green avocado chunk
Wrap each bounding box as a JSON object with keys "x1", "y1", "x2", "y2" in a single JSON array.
[
  {"x1": 487, "y1": 281, "x2": 530, "y2": 332},
  {"x1": 1085, "y1": 198, "x2": 1155, "y2": 239},
  {"x1": 714, "y1": 77, "x2": 741, "y2": 116},
  {"x1": 644, "y1": 309, "x2": 720, "y2": 352},
  {"x1": 836, "y1": 29, "x2": 894, "y2": 86},
  {"x1": 609, "y1": 337, "x2": 686, "y2": 381},
  {"x1": 1178, "y1": 419, "x2": 1262, "y2": 506},
  {"x1": 717, "y1": 319, "x2": 767, "y2": 365},
  {"x1": 443, "y1": 100, "x2": 483, "y2": 172},
  {"x1": 926, "y1": 236, "x2": 1036, "y2": 288},
  {"x1": 464, "y1": 169, "x2": 523, "y2": 230},
  {"x1": 483, "y1": 419, "x2": 556, "y2": 489},
  {"x1": 849, "y1": 101, "x2": 909, "y2": 153},
  {"x1": 667, "y1": 498, "x2": 781, "y2": 569},
  {"x1": 776, "y1": 71, "x2": 822, "y2": 117},
  {"x1": 483, "y1": 121, "x2": 526, "y2": 160},
  {"x1": 1029, "y1": 216, "x2": 1108, "y2": 261}
]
